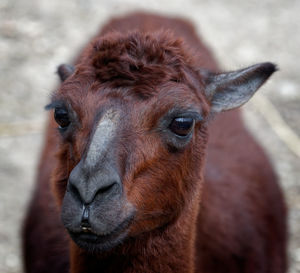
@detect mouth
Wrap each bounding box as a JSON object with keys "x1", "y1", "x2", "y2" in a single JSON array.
[{"x1": 68, "y1": 215, "x2": 134, "y2": 252}]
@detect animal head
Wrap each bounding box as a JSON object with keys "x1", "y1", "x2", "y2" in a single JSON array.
[{"x1": 49, "y1": 32, "x2": 276, "y2": 252}]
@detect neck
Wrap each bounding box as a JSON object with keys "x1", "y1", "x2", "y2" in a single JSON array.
[{"x1": 70, "y1": 201, "x2": 200, "y2": 273}]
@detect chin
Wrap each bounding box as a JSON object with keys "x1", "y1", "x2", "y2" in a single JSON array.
[{"x1": 69, "y1": 230, "x2": 128, "y2": 252}]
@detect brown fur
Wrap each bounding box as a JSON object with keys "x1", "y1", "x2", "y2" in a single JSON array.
[{"x1": 23, "y1": 12, "x2": 287, "y2": 273}]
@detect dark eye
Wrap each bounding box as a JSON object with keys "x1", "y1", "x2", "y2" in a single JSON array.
[
  {"x1": 169, "y1": 117, "x2": 195, "y2": 137},
  {"x1": 54, "y1": 107, "x2": 70, "y2": 129}
]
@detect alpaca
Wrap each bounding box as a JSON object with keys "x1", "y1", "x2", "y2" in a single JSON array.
[{"x1": 23, "y1": 13, "x2": 287, "y2": 273}]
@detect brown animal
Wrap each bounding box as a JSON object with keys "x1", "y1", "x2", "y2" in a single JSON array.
[{"x1": 23, "y1": 13, "x2": 287, "y2": 273}]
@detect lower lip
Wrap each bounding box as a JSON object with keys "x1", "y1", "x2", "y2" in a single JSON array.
[
  {"x1": 74, "y1": 232, "x2": 99, "y2": 242},
  {"x1": 69, "y1": 216, "x2": 134, "y2": 249},
  {"x1": 70, "y1": 229, "x2": 123, "y2": 245},
  {"x1": 69, "y1": 228, "x2": 128, "y2": 252}
]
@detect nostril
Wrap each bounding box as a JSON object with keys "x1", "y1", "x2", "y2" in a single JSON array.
[
  {"x1": 98, "y1": 182, "x2": 116, "y2": 194},
  {"x1": 94, "y1": 182, "x2": 117, "y2": 199},
  {"x1": 68, "y1": 182, "x2": 82, "y2": 203}
]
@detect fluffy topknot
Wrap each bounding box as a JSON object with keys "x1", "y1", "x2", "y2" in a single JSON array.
[{"x1": 90, "y1": 31, "x2": 193, "y2": 87}]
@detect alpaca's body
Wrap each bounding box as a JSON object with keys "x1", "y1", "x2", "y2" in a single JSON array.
[{"x1": 23, "y1": 13, "x2": 286, "y2": 273}]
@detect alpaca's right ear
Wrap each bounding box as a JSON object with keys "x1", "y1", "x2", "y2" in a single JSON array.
[{"x1": 57, "y1": 64, "x2": 75, "y2": 82}]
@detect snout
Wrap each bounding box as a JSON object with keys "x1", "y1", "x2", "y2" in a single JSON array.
[
  {"x1": 67, "y1": 160, "x2": 122, "y2": 205},
  {"x1": 61, "y1": 161, "x2": 135, "y2": 251}
]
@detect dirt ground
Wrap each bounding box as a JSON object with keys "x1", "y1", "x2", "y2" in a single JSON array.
[{"x1": 0, "y1": 0, "x2": 299, "y2": 272}]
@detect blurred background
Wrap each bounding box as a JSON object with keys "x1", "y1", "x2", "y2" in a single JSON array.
[{"x1": 0, "y1": 0, "x2": 299, "y2": 272}]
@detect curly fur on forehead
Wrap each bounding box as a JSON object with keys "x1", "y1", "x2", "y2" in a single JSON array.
[{"x1": 89, "y1": 32, "x2": 195, "y2": 91}]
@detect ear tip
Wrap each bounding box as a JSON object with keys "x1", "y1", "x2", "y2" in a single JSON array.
[
  {"x1": 260, "y1": 62, "x2": 278, "y2": 75},
  {"x1": 57, "y1": 64, "x2": 66, "y2": 73},
  {"x1": 57, "y1": 64, "x2": 74, "y2": 73},
  {"x1": 57, "y1": 64, "x2": 75, "y2": 82}
]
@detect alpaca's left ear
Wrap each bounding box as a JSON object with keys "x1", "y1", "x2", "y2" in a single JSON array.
[
  {"x1": 202, "y1": 62, "x2": 277, "y2": 113},
  {"x1": 57, "y1": 64, "x2": 75, "y2": 82}
]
